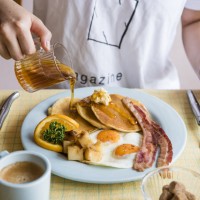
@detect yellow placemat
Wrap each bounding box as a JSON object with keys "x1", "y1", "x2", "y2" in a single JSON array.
[{"x1": 0, "y1": 89, "x2": 200, "y2": 200}]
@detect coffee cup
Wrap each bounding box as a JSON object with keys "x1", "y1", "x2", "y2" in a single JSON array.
[{"x1": 0, "y1": 150, "x2": 51, "y2": 200}]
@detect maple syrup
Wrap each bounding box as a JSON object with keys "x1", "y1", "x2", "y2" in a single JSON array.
[{"x1": 15, "y1": 58, "x2": 76, "y2": 109}]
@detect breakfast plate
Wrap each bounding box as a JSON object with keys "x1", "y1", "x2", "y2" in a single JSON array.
[{"x1": 21, "y1": 87, "x2": 187, "y2": 184}]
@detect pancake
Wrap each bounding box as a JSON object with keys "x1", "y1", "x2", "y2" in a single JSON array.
[
  {"x1": 48, "y1": 97, "x2": 97, "y2": 133},
  {"x1": 76, "y1": 97, "x2": 109, "y2": 129},
  {"x1": 91, "y1": 94, "x2": 141, "y2": 132}
]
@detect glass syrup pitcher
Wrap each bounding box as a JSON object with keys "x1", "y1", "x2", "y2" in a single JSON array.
[{"x1": 15, "y1": 42, "x2": 76, "y2": 93}]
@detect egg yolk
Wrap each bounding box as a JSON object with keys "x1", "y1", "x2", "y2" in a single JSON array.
[
  {"x1": 97, "y1": 130, "x2": 120, "y2": 143},
  {"x1": 114, "y1": 144, "x2": 140, "y2": 157}
]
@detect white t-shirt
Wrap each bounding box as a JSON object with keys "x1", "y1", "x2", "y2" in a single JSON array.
[
  {"x1": 185, "y1": 0, "x2": 200, "y2": 10},
  {"x1": 33, "y1": 0, "x2": 199, "y2": 89}
]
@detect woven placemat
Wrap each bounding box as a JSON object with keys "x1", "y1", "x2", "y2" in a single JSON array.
[{"x1": 0, "y1": 89, "x2": 200, "y2": 200}]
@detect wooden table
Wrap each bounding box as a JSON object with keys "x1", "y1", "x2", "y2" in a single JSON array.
[{"x1": 0, "y1": 89, "x2": 200, "y2": 200}]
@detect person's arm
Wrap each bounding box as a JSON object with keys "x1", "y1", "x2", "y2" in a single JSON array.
[
  {"x1": 182, "y1": 8, "x2": 200, "y2": 78},
  {"x1": 0, "y1": 0, "x2": 51, "y2": 60}
]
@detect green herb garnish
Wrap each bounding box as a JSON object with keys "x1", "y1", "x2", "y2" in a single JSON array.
[{"x1": 42, "y1": 121, "x2": 65, "y2": 144}]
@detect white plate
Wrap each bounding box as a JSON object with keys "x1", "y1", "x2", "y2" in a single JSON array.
[{"x1": 21, "y1": 87, "x2": 187, "y2": 184}]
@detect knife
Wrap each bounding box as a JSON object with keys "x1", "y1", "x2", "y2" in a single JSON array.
[
  {"x1": 187, "y1": 90, "x2": 200, "y2": 125},
  {"x1": 0, "y1": 91, "x2": 20, "y2": 130}
]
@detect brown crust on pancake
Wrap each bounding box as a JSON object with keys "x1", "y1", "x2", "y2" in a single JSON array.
[
  {"x1": 91, "y1": 94, "x2": 141, "y2": 132},
  {"x1": 49, "y1": 97, "x2": 97, "y2": 133},
  {"x1": 77, "y1": 98, "x2": 109, "y2": 129}
]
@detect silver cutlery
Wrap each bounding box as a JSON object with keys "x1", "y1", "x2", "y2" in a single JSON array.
[
  {"x1": 187, "y1": 90, "x2": 200, "y2": 125},
  {"x1": 0, "y1": 91, "x2": 20, "y2": 130}
]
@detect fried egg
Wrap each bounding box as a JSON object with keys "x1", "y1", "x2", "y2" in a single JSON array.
[{"x1": 88, "y1": 130, "x2": 142, "y2": 168}]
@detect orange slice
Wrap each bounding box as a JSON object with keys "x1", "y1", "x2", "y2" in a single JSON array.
[{"x1": 34, "y1": 114, "x2": 79, "y2": 152}]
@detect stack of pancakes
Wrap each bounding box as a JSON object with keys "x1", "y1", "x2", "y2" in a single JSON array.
[{"x1": 48, "y1": 94, "x2": 143, "y2": 133}]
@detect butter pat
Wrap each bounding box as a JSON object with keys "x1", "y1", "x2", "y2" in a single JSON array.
[{"x1": 90, "y1": 88, "x2": 111, "y2": 106}]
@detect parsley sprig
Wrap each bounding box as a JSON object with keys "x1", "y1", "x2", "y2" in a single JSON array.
[{"x1": 42, "y1": 121, "x2": 65, "y2": 144}]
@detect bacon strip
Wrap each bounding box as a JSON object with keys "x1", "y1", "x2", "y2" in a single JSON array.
[
  {"x1": 122, "y1": 97, "x2": 173, "y2": 172},
  {"x1": 152, "y1": 121, "x2": 173, "y2": 167}
]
